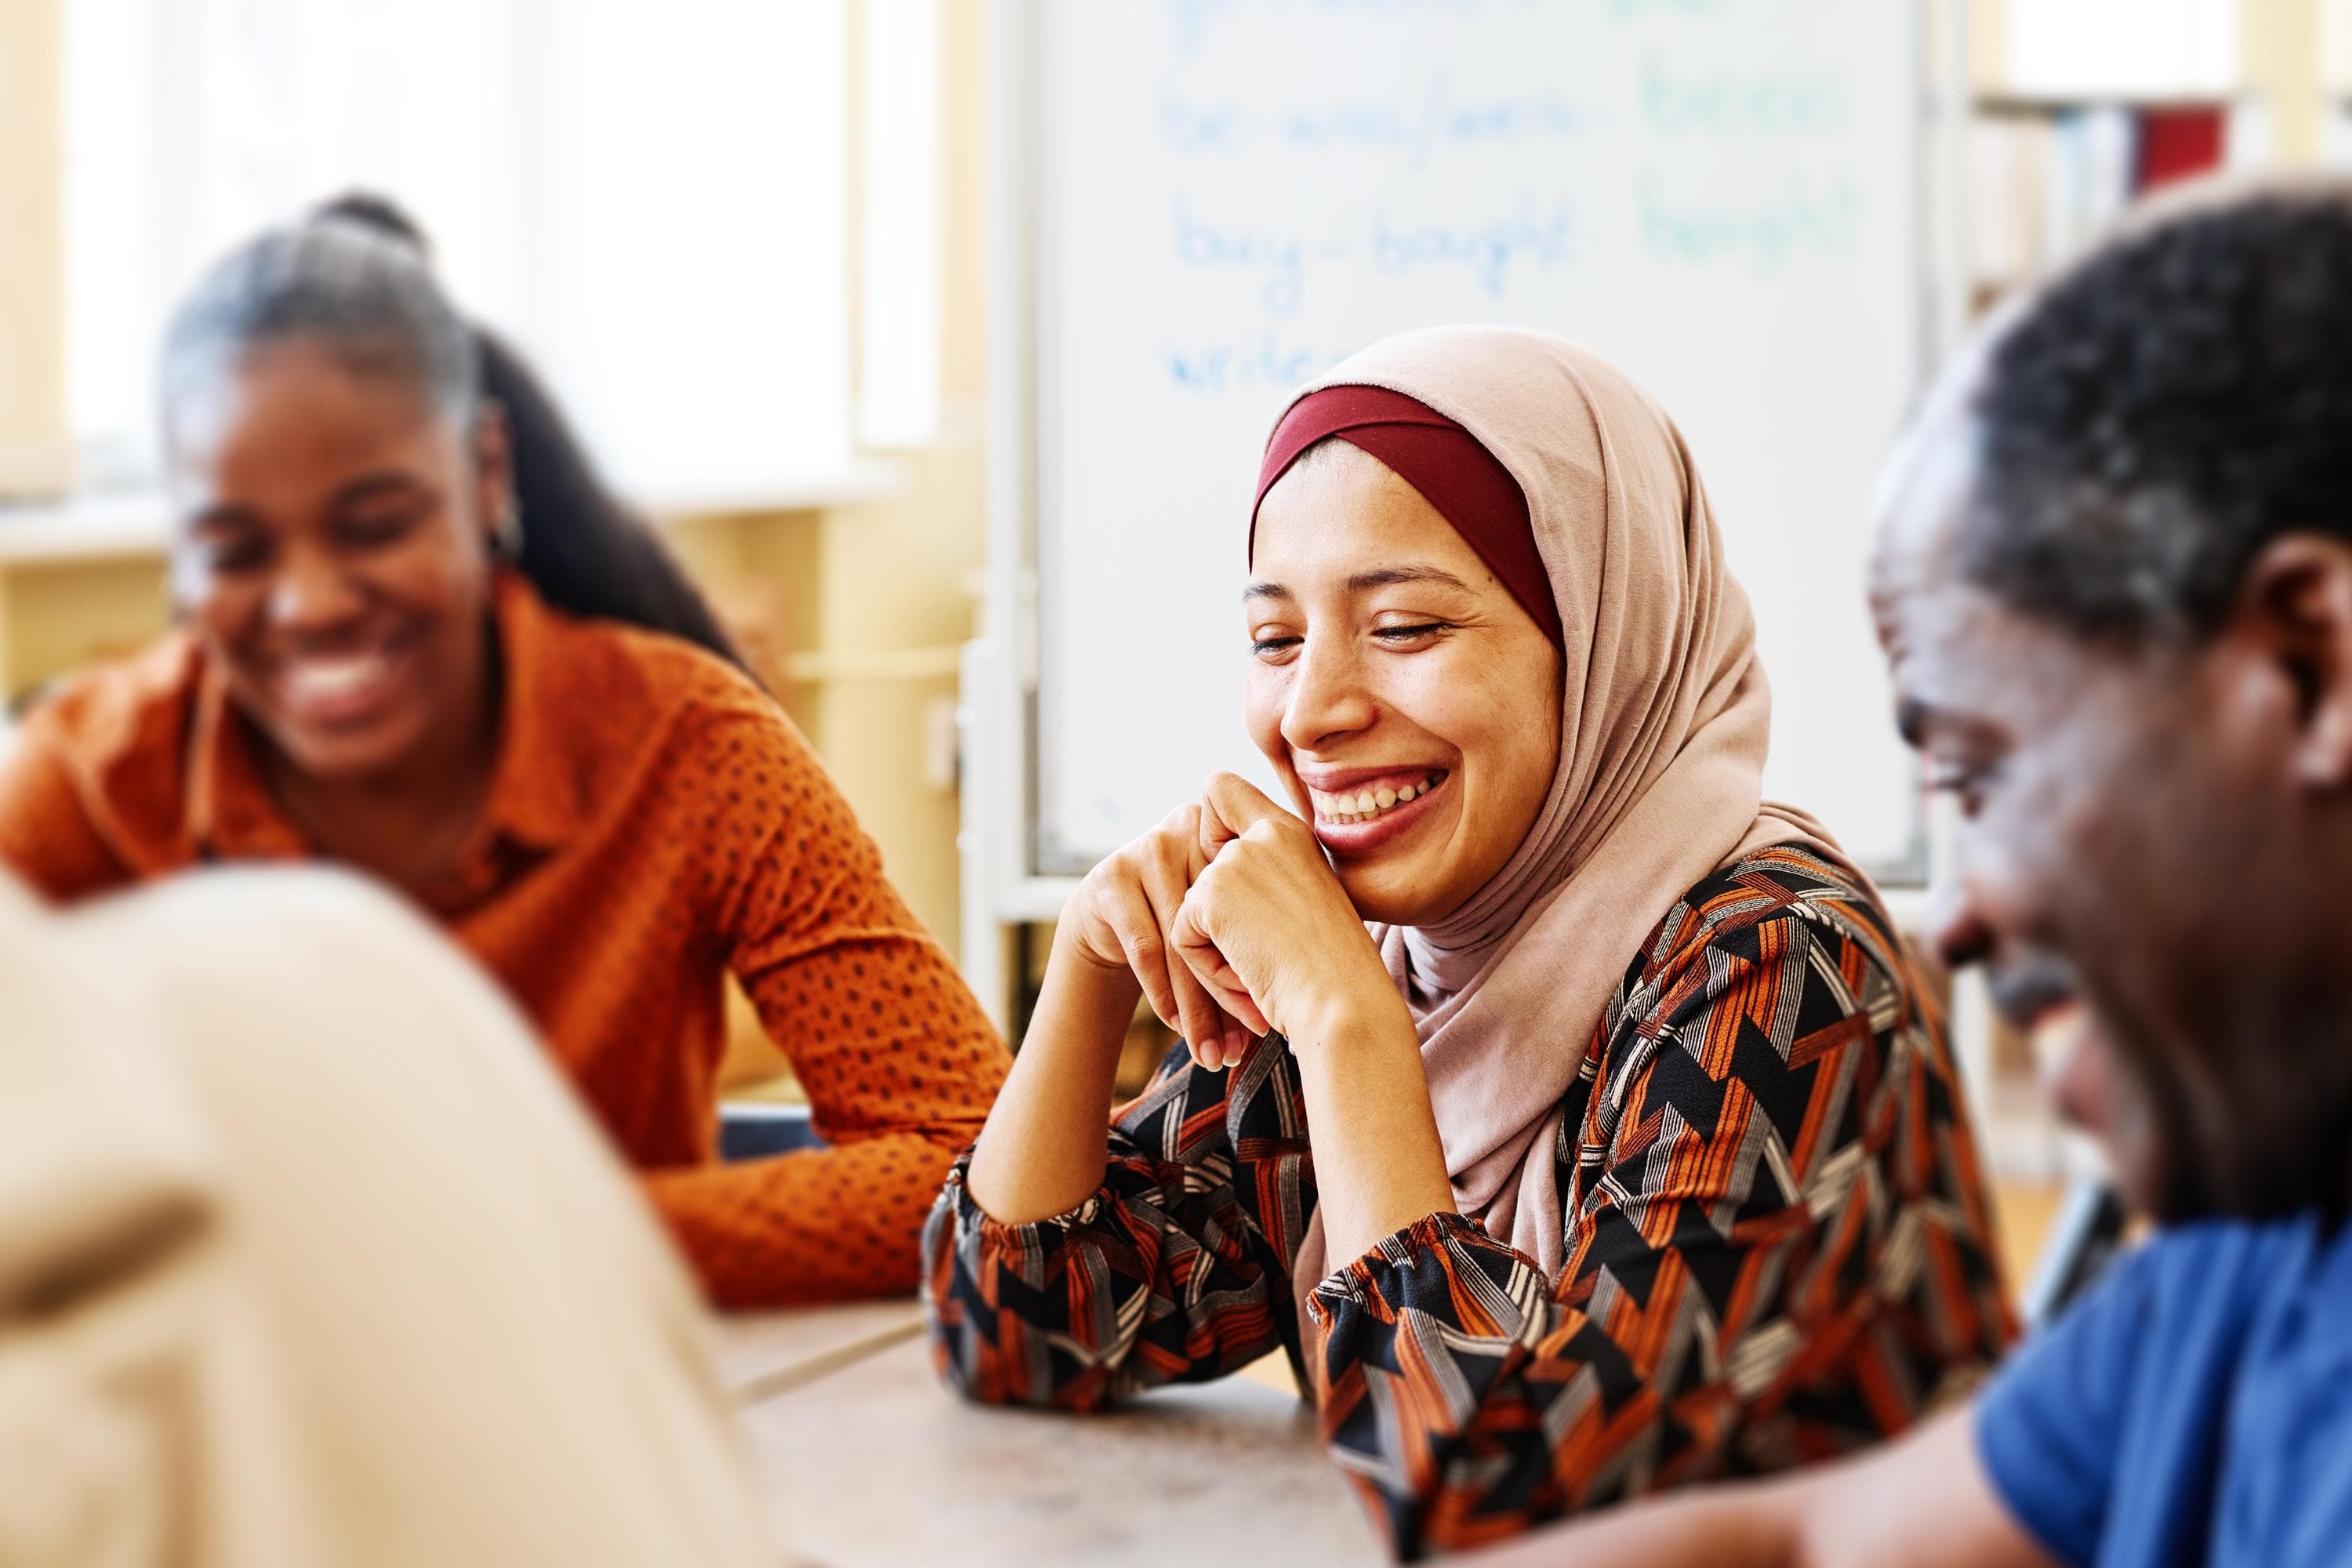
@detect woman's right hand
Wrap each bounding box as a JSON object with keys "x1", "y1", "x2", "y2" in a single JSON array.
[
  {"x1": 1062, "y1": 804, "x2": 1254, "y2": 1071},
  {"x1": 965, "y1": 803, "x2": 1250, "y2": 1226}
]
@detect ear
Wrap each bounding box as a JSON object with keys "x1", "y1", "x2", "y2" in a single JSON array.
[
  {"x1": 470, "y1": 401, "x2": 515, "y2": 541},
  {"x1": 2227, "y1": 533, "x2": 2352, "y2": 789}
]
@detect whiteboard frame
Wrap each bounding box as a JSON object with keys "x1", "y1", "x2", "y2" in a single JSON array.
[
  {"x1": 962, "y1": 0, "x2": 1944, "y2": 1014},
  {"x1": 958, "y1": 0, "x2": 1069, "y2": 1019}
]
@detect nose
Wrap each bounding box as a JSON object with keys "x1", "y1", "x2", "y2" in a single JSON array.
[
  {"x1": 1280, "y1": 635, "x2": 1378, "y2": 753},
  {"x1": 1925, "y1": 862, "x2": 1994, "y2": 973},
  {"x1": 267, "y1": 541, "x2": 367, "y2": 637}
]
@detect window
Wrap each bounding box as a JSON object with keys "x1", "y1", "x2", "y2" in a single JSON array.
[
  {"x1": 64, "y1": 0, "x2": 851, "y2": 504},
  {"x1": 1998, "y1": 0, "x2": 2240, "y2": 100},
  {"x1": 858, "y1": 0, "x2": 942, "y2": 450}
]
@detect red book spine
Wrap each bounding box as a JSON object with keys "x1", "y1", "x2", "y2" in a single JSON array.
[{"x1": 2134, "y1": 107, "x2": 2227, "y2": 194}]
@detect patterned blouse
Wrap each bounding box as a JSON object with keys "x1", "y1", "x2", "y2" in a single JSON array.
[{"x1": 923, "y1": 844, "x2": 2012, "y2": 1559}]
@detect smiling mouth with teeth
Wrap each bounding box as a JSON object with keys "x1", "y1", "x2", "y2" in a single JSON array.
[
  {"x1": 270, "y1": 639, "x2": 411, "y2": 730},
  {"x1": 285, "y1": 652, "x2": 391, "y2": 700},
  {"x1": 1308, "y1": 771, "x2": 1446, "y2": 825}
]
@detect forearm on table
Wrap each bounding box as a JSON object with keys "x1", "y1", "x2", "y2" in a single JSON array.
[
  {"x1": 1464, "y1": 1470, "x2": 1812, "y2": 1568},
  {"x1": 646, "y1": 1132, "x2": 960, "y2": 1308},
  {"x1": 1465, "y1": 1410, "x2": 2033, "y2": 1568},
  {"x1": 924, "y1": 1035, "x2": 1305, "y2": 1410},
  {"x1": 963, "y1": 927, "x2": 1140, "y2": 1225},
  {"x1": 1287, "y1": 986, "x2": 1455, "y2": 1267}
]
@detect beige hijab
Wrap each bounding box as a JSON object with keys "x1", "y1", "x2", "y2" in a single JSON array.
[{"x1": 1280, "y1": 326, "x2": 1855, "y2": 1299}]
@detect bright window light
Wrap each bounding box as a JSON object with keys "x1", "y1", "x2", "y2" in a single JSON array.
[
  {"x1": 2000, "y1": 0, "x2": 2240, "y2": 100},
  {"x1": 64, "y1": 0, "x2": 851, "y2": 506},
  {"x1": 858, "y1": 0, "x2": 942, "y2": 449}
]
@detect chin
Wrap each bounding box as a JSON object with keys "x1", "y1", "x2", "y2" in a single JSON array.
[
  {"x1": 1336, "y1": 864, "x2": 1453, "y2": 928},
  {"x1": 268, "y1": 716, "x2": 430, "y2": 783}
]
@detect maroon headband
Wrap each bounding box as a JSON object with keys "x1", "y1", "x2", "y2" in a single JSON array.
[{"x1": 1250, "y1": 385, "x2": 1562, "y2": 648}]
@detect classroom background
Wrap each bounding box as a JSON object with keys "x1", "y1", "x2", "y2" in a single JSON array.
[{"x1": 0, "y1": 0, "x2": 2333, "y2": 1293}]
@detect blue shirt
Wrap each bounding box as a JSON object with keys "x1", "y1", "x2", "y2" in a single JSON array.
[{"x1": 1978, "y1": 1215, "x2": 2352, "y2": 1568}]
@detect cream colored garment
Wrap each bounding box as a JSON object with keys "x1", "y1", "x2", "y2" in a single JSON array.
[
  {"x1": 0, "y1": 868, "x2": 782, "y2": 1567},
  {"x1": 1282, "y1": 326, "x2": 1854, "y2": 1297}
]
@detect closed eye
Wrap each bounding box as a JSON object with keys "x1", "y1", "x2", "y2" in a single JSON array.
[
  {"x1": 338, "y1": 501, "x2": 432, "y2": 548},
  {"x1": 1373, "y1": 621, "x2": 1454, "y2": 644},
  {"x1": 194, "y1": 530, "x2": 272, "y2": 574}
]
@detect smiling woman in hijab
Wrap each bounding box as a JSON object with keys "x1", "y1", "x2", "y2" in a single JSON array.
[{"x1": 922, "y1": 327, "x2": 2011, "y2": 1559}]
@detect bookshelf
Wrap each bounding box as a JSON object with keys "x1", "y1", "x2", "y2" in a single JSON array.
[{"x1": 1956, "y1": 0, "x2": 2296, "y2": 318}]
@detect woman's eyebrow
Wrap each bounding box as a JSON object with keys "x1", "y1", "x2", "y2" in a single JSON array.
[
  {"x1": 332, "y1": 472, "x2": 433, "y2": 509},
  {"x1": 1244, "y1": 566, "x2": 1476, "y2": 604},
  {"x1": 1347, "y1": 565, "x2": 1472, "y2": 592}
]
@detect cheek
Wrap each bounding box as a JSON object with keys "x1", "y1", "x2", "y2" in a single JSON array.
[
  {"x1": 1964, "y1": 777, "x2": 2073, "y2": 932},
  {"x1": 388, "y1": 522, "x2": 495, "y2": 629},
  {"x1": 1416, "y1": 670, "x2": 1554, "y2": 826},
  {"x1": 1501, "y1": 695, "x2": 1559, "y2": 803},
  {"x1": 1984, "y1": 722, "x2": 2232, "y2": 1066},
  {"x1": 2042, "y1": 716, "x2": 2234, "y2": 960},
  {"x1": 1970, "y1": 717, "x2": 2149, "y2": 939},
  {"x1": 1243, "y1": 666, "x2": 1288, "y2": 759}
]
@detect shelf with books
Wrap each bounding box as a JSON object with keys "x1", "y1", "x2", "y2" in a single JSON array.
[{"x1": 1963, "y1": 96, "x2": 2239, "y2": 315}]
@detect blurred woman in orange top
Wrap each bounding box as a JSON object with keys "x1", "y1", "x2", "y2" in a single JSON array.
[{"x1": 0, "y1": 216, "x2": 1008, "y2": 1308}]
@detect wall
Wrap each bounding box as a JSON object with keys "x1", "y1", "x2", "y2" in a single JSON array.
[
  {"x1": 696, "y1": 0, "x2": 995, "y2": 1087},
  {"x1": 789, "y1": 0, "x2": 992, "y2": 949},
  {"x1": 2245, "y1": 0, "x2": 2326, "y2": 158},
  {"x1": 2, "y1": 557, "x2": 166, "y2": 698},
  {"x1": 0, "y1": 0, "x2": 71, "y2": 496}
]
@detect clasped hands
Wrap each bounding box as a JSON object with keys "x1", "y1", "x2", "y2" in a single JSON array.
[{"x1": 1064, "y1": 771, "x2": 1393, "y2": 1071}]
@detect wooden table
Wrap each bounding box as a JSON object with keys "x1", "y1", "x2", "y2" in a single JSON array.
[
  {"x1": 716, "y1": 1308, "x2": 1384, "y2": 1567},
  {"x1": 712, "y1": 1299, "x2": 927, "y2": 1403}
]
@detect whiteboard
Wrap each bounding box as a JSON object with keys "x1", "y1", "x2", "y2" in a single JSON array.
[{"x1": 1025, "y1": 0, "x2": 1924, "y2": 877}]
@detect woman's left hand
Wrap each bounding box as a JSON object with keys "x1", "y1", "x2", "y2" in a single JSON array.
[{"x1": 1171, "y1": 772, "x2": 1399, "y2": 1052}]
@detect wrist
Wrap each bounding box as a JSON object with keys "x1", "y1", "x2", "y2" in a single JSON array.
[
  {"x1": 1036, "y1": 922, "x2": 1143, "y2": 1051},
  {"x1": 1281, "y1": 982, "x2": 1453, "y2": 1269},
  {"x1": 1283, "y1": 978, "x2": 1416, "y2": 1063},
  {"x1": 1053, "y1": 914, "x2": 1138, "y2": 985}
]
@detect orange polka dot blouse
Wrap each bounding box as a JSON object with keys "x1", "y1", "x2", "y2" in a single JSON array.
[{"x1": 0, "y1": 572, "x2": 1009, "y2": 1307}]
